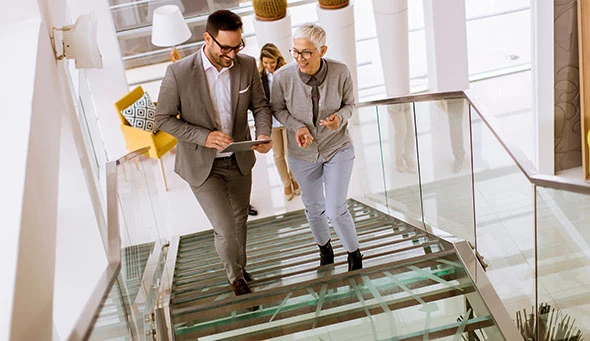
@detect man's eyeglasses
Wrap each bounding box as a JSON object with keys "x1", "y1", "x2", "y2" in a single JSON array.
[
  {"x1": 289, "y1": 49, "x2": 314, "y2": 60},
  {"x1": 208, "y1": 32, "x2": 245, "y2": 53}
]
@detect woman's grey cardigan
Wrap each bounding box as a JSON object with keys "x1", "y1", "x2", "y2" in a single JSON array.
[{"x1": 270, "y1": 58, "x2": 356, "y2": 163}]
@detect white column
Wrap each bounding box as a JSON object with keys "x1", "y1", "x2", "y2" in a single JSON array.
[
  {"x1": 423, "y1": 0, "x2": 469, "y2": 92},
  {"x1": 317, "y1": 2, "x2": 359, "y2": 100},
  {"x1": 373, "y1": 0, "x2": 409, "y2": 97},
  {"x1": 531, "y1": 0, "x2": 554, "y2": 174},
  {"x1": 422, "y1": 0, "x2": 469, "y2": 178},
  {"x1": 254, "y1": 11, "x2": 293, "y2": 63},
  {"x1": 0, "y1": 3, "x2": 63, "y2": 339}
]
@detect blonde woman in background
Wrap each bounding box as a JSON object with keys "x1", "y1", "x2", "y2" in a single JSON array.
[{"x1": 259, "y1": 43, "x2": 300, "y2": 200}]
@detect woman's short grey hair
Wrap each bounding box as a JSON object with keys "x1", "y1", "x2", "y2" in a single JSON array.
[{"x1": 293, "y1": 23, "x2": 326, "y2": 51}]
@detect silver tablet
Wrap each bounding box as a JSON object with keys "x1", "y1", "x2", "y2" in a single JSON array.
[{"x1": 220, "y1": 140, "x2": 271, "y2": 153}]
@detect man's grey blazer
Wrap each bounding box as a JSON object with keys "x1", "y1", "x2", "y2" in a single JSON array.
[{"x1": 155, "y1": 51, "x2": 272, "y2": 187}]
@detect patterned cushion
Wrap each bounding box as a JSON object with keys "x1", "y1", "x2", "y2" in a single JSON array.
[{"x1": 121, "y1": 92, "x2": 158, "y2": 133}]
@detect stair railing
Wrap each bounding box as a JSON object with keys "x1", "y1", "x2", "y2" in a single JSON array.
[
  {"x1": 355, "y1": 89, "x2": 590, "y2": 340},
  {"x1": 66, "y1": 146, "x2": 149, "y2": 341}
]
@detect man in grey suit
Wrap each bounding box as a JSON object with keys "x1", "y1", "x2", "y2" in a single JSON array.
[{"x1": 155, "y1": 10, "x2": 272, "y2": 296}]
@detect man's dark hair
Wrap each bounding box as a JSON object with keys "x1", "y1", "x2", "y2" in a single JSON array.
[{"x1": 206, "y1": 10, "x2": 243, "y2": 37}]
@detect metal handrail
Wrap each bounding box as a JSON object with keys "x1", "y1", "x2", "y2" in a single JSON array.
[
  {"x1": 464, "y1": 90, "x2": 590, "y2": 194},
  {"x1": 357, "y1": 90, "x2": 590, "y2": 194},
  {"x1": 453, "y1": 240, "x2": 522, "y2": 338},
  {"x1": 67, "y1": 147, "x2": 150, "y2": 341},
  {"x1": 357, "y1": 90, "x2": 465, "y2": 108}
]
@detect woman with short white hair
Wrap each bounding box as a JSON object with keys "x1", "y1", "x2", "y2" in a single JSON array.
[{"x1": 271, "y1": 23, "x2": 363, "y2": 271}]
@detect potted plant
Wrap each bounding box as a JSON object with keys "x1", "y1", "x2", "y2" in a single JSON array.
[
  {"x1": 515, "y1": 303, "x2": 584, "y2": 340},
  {"x1": 253, "y1": 0, "x2": 288, "y2": 21},
  {"x1": 318, "y1": 0, "x2": 349, "y2": 10}
]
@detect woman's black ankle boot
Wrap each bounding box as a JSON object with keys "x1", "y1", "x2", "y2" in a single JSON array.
[
  {"x1": 318, "y1": 240, "x2": 334, "y2": 266},
  {"x1": 347, "y1": 249, "x2": 363, "y2": 271}
]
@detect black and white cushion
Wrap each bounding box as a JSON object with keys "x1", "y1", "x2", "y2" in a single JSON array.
[{"x1": 121, "y1": 92, "x2": 158, "y2": 133}]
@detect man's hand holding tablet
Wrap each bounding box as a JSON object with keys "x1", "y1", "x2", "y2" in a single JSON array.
[{"x1": 220, "y1": 138, "x2": 271, "y2": 153}]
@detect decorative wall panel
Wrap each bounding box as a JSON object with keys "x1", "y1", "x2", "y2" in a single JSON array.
[
  {"x1": 554, "y1": 0, "x2": 581, "y2": 172},
  {"x1": 578, "y1": 0, "x2": 590, "y2": 179}
]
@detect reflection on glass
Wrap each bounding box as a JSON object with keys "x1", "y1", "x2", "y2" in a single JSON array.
[
  {"x1": 117, "y1": 157, "x2": 164, "y2": 246},
  {"x1": 77, "y1": 71, "x2": 106, "y2": 184},
  {"x1": 413, "y1": 99, "x2": 475, "y2": 243},
  {"x1": 87, "y1": 278, "x2": 134, "y2": 340},
  {"x1": 110, "y1": 0, "x2": 240, "y2": 31},
  {"x1": 389, "y1": 103, "x2": 416, "y2": 174},
  {"x1": 372, "y1": 103, "x2": 422, "y2": 221},
  {"x1": 350, "y1": 106, "x2": 389, "y2": 209},
  {"x1": 113, "y1": 0, "x2": 243, "y2": 68},
  {"x1": 535, "y1": 187, "x2": 590, "y2": 336}
]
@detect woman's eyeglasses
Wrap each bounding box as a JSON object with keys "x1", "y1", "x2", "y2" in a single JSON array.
[
  {"x1": 289, "y1": 49, "x2": 314, "y2": 60},
  {"x1": 208, "y1": 33, "x2": 245, "y2": 53}
]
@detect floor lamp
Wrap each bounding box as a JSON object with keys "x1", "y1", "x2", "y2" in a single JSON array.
[{"x1": 151, "y1": 5, "x2": 192, "y2": 62}]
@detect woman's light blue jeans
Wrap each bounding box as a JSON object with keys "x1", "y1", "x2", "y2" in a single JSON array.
[{"x1": 288, "y1": 147, "x2": 359, "y2": 252}]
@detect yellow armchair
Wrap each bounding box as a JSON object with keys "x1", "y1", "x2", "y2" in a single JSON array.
[{"x1": 115, "y1": 86, "x2": 177, "y2": 190}]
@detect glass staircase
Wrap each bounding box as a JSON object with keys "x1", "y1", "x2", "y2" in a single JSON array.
[
  {"x1": 169, "y1": 200, "x2": 507, "y2": 340},
  {"x1": 67, "y1": 89, "x2": 590, "y2": 340}
]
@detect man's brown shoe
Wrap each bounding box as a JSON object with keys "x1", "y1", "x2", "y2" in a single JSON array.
[
  {"x1": 231, "y1": 278, "x2": 259, "y2": 311},
  {"x1": 231, "y1": 278, "x2": 252, "y2": 296}
]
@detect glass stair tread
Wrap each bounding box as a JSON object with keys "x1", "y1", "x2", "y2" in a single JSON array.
[
  {"x1": 171, "y1": 253, "x2": 465, "y2": 317},
  {"x1": 172, "y1": 230, "x2": 434, "y2": 287},
  {"x1": 170, "y1": 248, "x2": 458, "y2": 309}
]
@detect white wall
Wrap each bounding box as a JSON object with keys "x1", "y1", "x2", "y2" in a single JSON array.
[
  {"x1": 0, "y1": 1, "x2": 63, "y2": 336},
  {"x1": 531, "y1": 0, "x2": 555, "y2": 174},
  {"x1": 0, "y1": 3, "x2": 43, "y2": 338},
  {"x1": 0, "y1": 0, "x2": 127, "y2": 339}
]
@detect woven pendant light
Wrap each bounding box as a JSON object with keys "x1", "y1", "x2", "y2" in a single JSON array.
[
  {"x1": 318, "y1": 0, "x2": 349, "y2": 10},
  {"x1": 253, "y1": 0, "x2": 288, "y2": 21}
]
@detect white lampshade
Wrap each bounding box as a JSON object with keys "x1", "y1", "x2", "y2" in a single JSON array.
[{"x1": 151, "y1": 5, "x2": 192, "y2": 47}]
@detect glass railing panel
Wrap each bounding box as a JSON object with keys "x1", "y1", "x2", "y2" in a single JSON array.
[
  {"x1": 372, "y1": 103, "x2": 422, "y2": 220},
  {"x1": 117, "y1": 20, "x2": 205, "y2": 63},
  {"x1": 110, "y1": 0, "x2": 241, "y2": 32},
  {"x1": 87, "y1": 279, "x2": 133, "y2": 341},
  {"x1": 77, "y1": 71, "x2": 110, "y2": 206},
  {"x1": 469, "y1": 103, "x2": 536, "y2": 322},
  {"x1": 116, "y1": 153, "x2": 170, "y2": 336},
  {"x1": 349, "y1": 106, "x2": 390, "y2": 211},
  {"x1": 85, "y1": 151, "x2": 169, "y2": 339},
  {"x1": 413, "y1": 99, "x2": 475, "y2": 244},
  {"x1": 83, "y1": 152, "x2": 138, "y2": 340},
  {"x1": 54, "y1": 103, "x2": 111, "y2": 339},
  {"x1": 534, "y1": 187, "x2": 590, "y2": 337}
]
